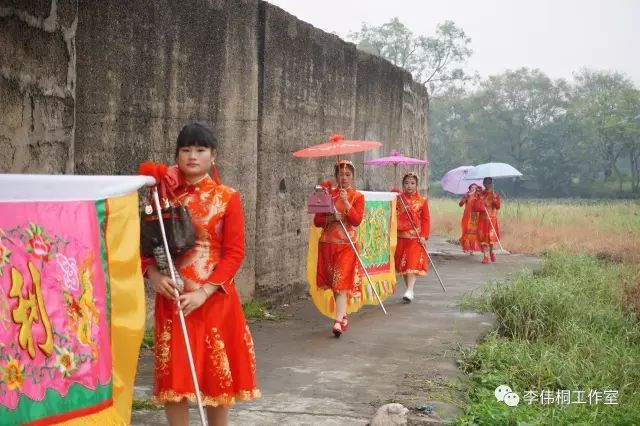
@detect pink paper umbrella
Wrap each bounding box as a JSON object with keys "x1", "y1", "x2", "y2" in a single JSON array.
[{"x1": 364, "y1": 149, "x2": 428, "y2": 182}]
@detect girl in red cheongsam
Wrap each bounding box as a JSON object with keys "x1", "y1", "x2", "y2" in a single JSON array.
[
  {"x1": 142, "y1": 122, "x2": 259, "y2": 426},
  {"x1": 394, "y1": 172, "x2": 430, "y2": 302},
  {"x1": 313, "y1": 160, "x2": 365, "y2": 337}
]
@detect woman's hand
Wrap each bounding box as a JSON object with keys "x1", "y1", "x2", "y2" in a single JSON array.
[
  {"x1": 339, "y1": 188, "x2": 348, "y2": 202},
  {"x1": 178, "y1": 289, "x2": 208, "y2": 316},
  {"x1": 334, "y1": 211, "x2": 344, "y2": 222},
  {"x1": 147, "y1": 266, "x2": 179, "y2": 301}
]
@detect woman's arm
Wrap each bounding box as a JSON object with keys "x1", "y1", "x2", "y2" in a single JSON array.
[
  {"x1": 421, "y1": 199, "x2": 431, "y2": 239},
  {"x1": 345, "y1": 193, "x2": 365, "y2": 226},
  {"x1": 206, "y1": 191, "x2": 245, "y2": 293}
]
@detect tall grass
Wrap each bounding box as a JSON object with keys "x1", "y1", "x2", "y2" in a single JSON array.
[
  {"x1": 456, "y1": 252, "x2": 640, "y2": 425},
  {"x1": 431, "y1": 198, "x2": 640, "y2": 262}
]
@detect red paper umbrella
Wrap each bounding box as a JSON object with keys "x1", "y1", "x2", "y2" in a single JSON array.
[{"x1": 292, "y1": 134, "x2": 382, "y2": 158}]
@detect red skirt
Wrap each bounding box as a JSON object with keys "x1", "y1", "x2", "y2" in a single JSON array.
[
  {"x1": 478, "y1": 217, "x2": 500, "y2": 245},
  {"x1": 317, "y1": 241, "x2": 361, "y2": 293},
  {"x1": 394, "y1": 238, "x2": 428, "y2": 275},
  {"x1": 153, "y1": 285, "x2": 260, "y2": 407}
]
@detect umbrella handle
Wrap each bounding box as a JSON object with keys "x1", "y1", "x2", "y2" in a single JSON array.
[
  {"x1": 397, "y1": 195, "x2": 446, "y2": 292},
  {"x1": 334, "y1": 210, "x2": 387, "y2": 315},
  {"x1": 152, "y1": 188, "x2": 208, "y2": 426},
  {"x1": 482, "y1": 205, "x2": 506, "y2": 253}
]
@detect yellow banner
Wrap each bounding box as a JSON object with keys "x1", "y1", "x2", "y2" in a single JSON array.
[{"x1": 307, "y1": 192, "x2": 397, "y2": 319}]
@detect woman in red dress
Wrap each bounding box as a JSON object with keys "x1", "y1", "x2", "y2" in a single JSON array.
[
  {"x1": 476, "y1": 177, "x2": 501, "y2": 264},
  {"x1": 143, "y1": 122, "x2": 259, "y2": 425},
  {"x1": 313, "y1": 160, "x2": 365, "y2": 337},
  {"x1": 394, "y1": 172, "x2": 430, "y2": 302},
  {"x1": 458, "y1": 183, "x2": 482, "y2": 254}
]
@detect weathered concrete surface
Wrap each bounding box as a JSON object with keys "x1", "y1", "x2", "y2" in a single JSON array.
[
  {"x1": 255, "y1": 3, "x2": 429, "y2": 303},
  {"x1": 74, "y1": 0, "x2": 260, "y2": 298},
  {"x1": 0, "y1": 0, "x2": 77, "y2": 173},
  {"x1": 255, "y1": 2, "x2": 360, "y2": 303},
  {"x1": 131, "y1": 236, "x2": 540, "y2": 425},
  {"x1": 3, "y1": 0, "x2": 430, "y2": 302},
  {"x1": 355, "y1": 51, "x2": 405, "y2": 192}
]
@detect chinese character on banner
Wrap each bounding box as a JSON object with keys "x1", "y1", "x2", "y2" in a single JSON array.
[
  {"x1": 540, "y1": 389, "x2": 555, "y2": 405},
  {"x1": 604, "y1": 390, "x2": 619, "y2": 405},
  {"x1": 523, "y1": 390, "x2": 538, "y2": 405},
  {"x1": 573, "y1": 390, "x2": 587, "y2": 404},
  {"x1": 589, "y1": 389, "x2": 603, "y2": 405},
  {"x1": 555, "y1": 390, "x2": 571, "y2": 405},
  {"x1": 9, "y1": 262, "x2": 53, "y2": 359}
]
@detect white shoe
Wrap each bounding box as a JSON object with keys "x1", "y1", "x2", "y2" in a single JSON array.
[{"x1": 402, "y1": 289, "x2": 414, "y2": 302}]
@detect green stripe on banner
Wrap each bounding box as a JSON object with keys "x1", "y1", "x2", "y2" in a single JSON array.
[
  {"x1": 95, "y1": 199, "x2": 111, "y2": 328},
  {"x1": 2, "y1": 382, "x2": 112, "y2": 424}
]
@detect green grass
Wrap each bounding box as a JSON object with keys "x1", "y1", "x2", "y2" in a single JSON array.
[
  {"x1": 456, "y1": 252, "x2": 640, "y2": 425},
  {"x1": 140, "y1": 327, "x2": 154, "y2": 349},
  {"x1": 131, "y1": 398, "x2": 162, "y2": 411}
]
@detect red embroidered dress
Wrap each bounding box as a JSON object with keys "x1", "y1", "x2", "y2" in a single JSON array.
[
  {"x1": 144, "y1": 173, "x2": 260, "y2": 407},
  {"x1": 459, "y1": 193, "x2": 481, "y2": 252},
  {"x1": 395, "y1": 192, "x2": 430, "y2": 275},
  {"x1": 313, "y1": 187, "x2": 365, "y2": 294},
  {"x1": 476, "y1": 189, "x2": 501, "y2": 246}
]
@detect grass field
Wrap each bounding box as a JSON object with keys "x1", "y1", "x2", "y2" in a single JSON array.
[
  {"x1": 441, "y1": 199, "x2": 640, "y2": 425},
  {"x1": 430, "y1": 198, "x2": 640, "y2": 262}
]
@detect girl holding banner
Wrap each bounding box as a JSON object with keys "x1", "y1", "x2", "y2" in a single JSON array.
[
  {"x1": 142, "y1": 122, "x2": 259, "y2": 425},
  {"x1": 313, "y1": 160, "x2": 365, "y2": 337},
  {"x1": 394, "y1": 172, "x2": 430, "y2": 302}
]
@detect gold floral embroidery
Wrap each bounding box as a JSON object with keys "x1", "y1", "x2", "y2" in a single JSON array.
[
  {"x1": 244, "y1": 325, "x2": 257, "y2": 375},
  {"x1": 328, "y1": 265, "x2": 342, "y2": 287},
  {"x1": 155, "y1": 319, "x2": 172, "y2": 377},
  {"x1": 153, "y1": 389, "x2": 261, "y2": 407},
  {"x1": 206, "y1": 328, "x2": 232, "y2": 388}
]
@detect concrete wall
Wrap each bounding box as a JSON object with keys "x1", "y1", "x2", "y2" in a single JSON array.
[
  {"x1": 1, "y1": 0, "x2": 428, "y2": 303},
  {"x1": 255, "y1": 3, "x2": 360, "y2": 300},
  {"x1": 74, "y1": 0, "x2": 260, "y2": 298},
  {"x1": 253, "y1": 3, "x2": 429, "y2": 301},
  {"x1": 0, "y1": 0, "x2": 77, "y2": 173}
]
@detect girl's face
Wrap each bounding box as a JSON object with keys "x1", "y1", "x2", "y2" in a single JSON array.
[
  {"x1": 403, "y1": 177, "x2": 417, "y2": 194},
  {"x1": 177, "y1": 146, "x2": 216, "y2": 181},
  {"x1": 336, "y1": 167, "x2": 354, "y2": 188},
  {"x1": 469, "y1": 184, "x2": 478, "y2": 194}
]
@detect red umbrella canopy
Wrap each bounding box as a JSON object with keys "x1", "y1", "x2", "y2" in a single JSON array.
[{"x1": 292, "y1": 134, "x2": 382, "y2": 158}]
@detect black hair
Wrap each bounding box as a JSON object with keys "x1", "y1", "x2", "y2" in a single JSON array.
[
  {"x1": 403, "y1": 173, "x2": 418, "y2": 184},
  {"x1": 334, "y1": 162, "x2": 355, "y2": 177},
  {"x1": 175, "y1": 122, "x2": 218, "y2": 158},
  {"x1": 483, "y1": 177, "x2": 493, "y2": 185}
]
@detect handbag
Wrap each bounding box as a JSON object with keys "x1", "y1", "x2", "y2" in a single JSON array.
[
  {"x1": 307, "y1": 186, "x2": 334, "y2": 214},
  {"x1": 140, "y1": 182, "x2": 196, "y2": 258}
]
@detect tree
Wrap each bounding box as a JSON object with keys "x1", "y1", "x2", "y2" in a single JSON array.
[
  {"x1": 470, "y1": 69, "x2": 569, "y2": 192},
  {"x1": 348, "y1": 18, "x2": 473, "y2": 95},
  {"x1": 570, "y1": 70, "x2": 640, "y2": 192}
]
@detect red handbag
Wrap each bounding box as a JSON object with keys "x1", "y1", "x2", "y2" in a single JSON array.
[{"x1": 307, "y1": 186, "x2": 334, "y2": 214}]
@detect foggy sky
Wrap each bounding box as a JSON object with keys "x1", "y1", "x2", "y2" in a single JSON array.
[{"x1": 266, "y1": 0, "x2": 640, "y2": 86}]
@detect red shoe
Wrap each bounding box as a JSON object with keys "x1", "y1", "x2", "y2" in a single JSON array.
[
  {"x1": 482, "y1": 256, "x2": 489, "y2": 264},
  {"x1": 332, "y1": 321, "x2": 343, "y2": 338},
  {"x1": 490, "y1": 253, "x2": 496, "y2": 262},
  {"x1": 341, "y1": 314, "x2": 349, "y2": 332}
]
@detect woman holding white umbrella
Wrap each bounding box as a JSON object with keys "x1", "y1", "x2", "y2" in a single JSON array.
[
  {"x1": 475, "y1": 177, "x2": 501, "y2": 263},
  {"x1": 464, "y1": 162, "x2": 521, "y2": 262}
]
